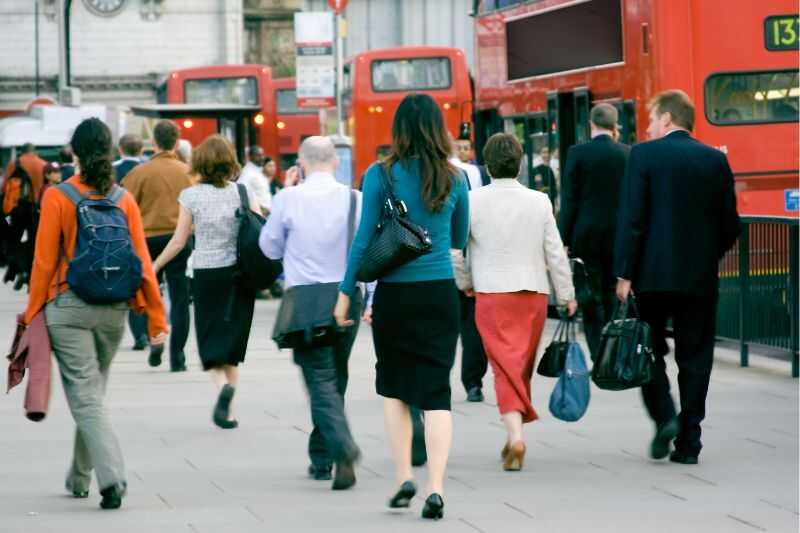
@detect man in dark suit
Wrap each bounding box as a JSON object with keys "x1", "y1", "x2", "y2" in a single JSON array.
[
  {"x1": 113, "y1": 133, "x2": 143, "y2": 184},
  {"x1": 615, "y1": 90, "x2": 740, "y2": 465},
  {"x1": 560, "y1": 103, "x2": 630, "y2": 358}
]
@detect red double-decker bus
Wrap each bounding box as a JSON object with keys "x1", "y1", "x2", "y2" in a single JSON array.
[
  {"x1": 160, "y1": 65, "x2": 280, "y2": 169},
  {"x1": 273, "y1": 77, "x2": 321, "y2": 171},
  {"x1": 473, "y1": 0, "x2": 799, "y2": 216},
  {"x1": 344, "y1": 47, "x2": 473, "y2": 186}
]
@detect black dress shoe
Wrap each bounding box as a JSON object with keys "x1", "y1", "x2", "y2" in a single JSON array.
[
  {"x1": 670, "y1": 450, "x2": 699, "y2": 465},
  {"x1": 99, "y1": 482, "x2": 126, "y2": 510},
  {"x1": 132, "y1": 335, "x2": 148, "y2": 351},
  {"x1": 388, "y1": 480, "x2": 417, "y2": 508},
  {"x1": 650, "y1": 417, "x2": 680, "y2": 460},
  {"x1": 466, "y1": 387, "x2": 484, "y2": 403},
  {"x1": 421, "y1": 493, "x2": 444, "y2": 520},
  {"x1": 212, "y1": 385, "x2": 236, "y2": 429},
  {"x1": 65, "y1": 479, "x2": 88, "y2": 499},
  {"x1": 308, "y1": 464, "x2": 332, "y2": 481},
  {"x1": 148, "y1": 344, "x2": 164, "y2": 367},
  {"x1": 331, "y1": 460, "x2": 356, "y2": 490}
]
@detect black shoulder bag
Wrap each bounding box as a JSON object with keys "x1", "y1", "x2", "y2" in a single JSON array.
[
  {"x1": 272, "y1": 190, "x2": 360, "y2": 350},
  {"x1": 591, "y1": 296, "x2": 655, "y2": 390},
  {"x1": 355, "y1": 164, "x2": 433, "y2": 282},
  {"x1": 537, "y1": 316, "x2": 576, "y2": 378},
  {"x1": 233, "y1": 183, "x2": 283, "y2": 292}
]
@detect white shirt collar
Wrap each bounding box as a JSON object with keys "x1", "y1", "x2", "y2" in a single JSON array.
[
  {"x1": 303, "y1": 171, "x2": 337, "y2": 184},
  {"x1": 591, "y1": 131, "x2": 613, "y2": 139},
  {"x1": 664, "y1": 128, "x2": 689, "y2": 137}
]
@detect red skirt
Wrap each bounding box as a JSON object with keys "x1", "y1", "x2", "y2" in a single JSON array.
[{"x1": 475, "y1": 291, "x2": 548, "y2": 423}]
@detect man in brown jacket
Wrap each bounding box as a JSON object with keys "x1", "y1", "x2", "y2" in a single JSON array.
[{"x1": 124, "y1": 120, "x2": 193, "y2": 371}]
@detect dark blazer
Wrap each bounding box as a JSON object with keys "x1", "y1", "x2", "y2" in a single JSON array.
[
  {"x1": 559, "y1": 134, "x2": 630, "y2": 265},
  {"x1": 113, "y1": 159, "x2": 140, "y2": 184},
  {"x1": 614, "y1": 130, "x2": 740, "y2": 293}
]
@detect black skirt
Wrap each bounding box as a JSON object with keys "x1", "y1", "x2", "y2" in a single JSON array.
[
  {"x1": 371, "y1": 279, "x2": 459, "y2": 411},
  {"x1": 193, "y1": 266, "x2": 255, "y2": 371}
]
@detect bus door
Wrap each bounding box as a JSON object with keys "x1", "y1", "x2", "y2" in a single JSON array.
[
  {"x1": 474, "y1": 109, "x2": 502, "y2": 165},
  {"x1": 219, "y1": 117, "x2": 252, "y2": 164},
  {"x1": 545, "y1": 89, "x2": 591, "y2": 207},
  {"x1": 610, "y1": 99, "x2": 637, "y2": 145}
]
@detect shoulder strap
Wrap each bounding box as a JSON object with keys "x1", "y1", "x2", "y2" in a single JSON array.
[
  {"x1": 235, "y1": 183, "x2": 249, "y2": 211},
  {"x1": 107, "y1": 185, "x2": 125, "y2": 205},
  {"x1": 377, "y1": 163, "x2": 399, "y2": 206},
  {"x1": 56, "y1": 182, "x2": 85, "y2": 206}
]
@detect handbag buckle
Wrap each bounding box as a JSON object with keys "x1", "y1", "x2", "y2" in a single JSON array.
[{"x1": 396, "y1": 200, "x2": 408, "y2": 216}]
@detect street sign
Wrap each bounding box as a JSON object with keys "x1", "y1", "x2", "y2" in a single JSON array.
[
  {"x1": 327, "y1": 0, "x2": 348, "y2": 15},
  {"x1": 294, "y1": 12, "x2": 336, "y2": 109},
  {"x1": 785, "y1": 189, "x2": 800, "y2": 212}
]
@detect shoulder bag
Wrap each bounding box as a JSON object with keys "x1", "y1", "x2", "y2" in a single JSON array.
[
  {"x1": 234, "y1": 183, "x2": 283, "y2": 292},
  {"x1": 355, "y1": 164, "x2": 433, "y2": 282},
  {"x1": 537, "y1": 315, "x2": 576, "y2": 378}
]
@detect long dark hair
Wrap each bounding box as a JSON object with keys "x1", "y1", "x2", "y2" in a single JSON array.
[
  {"x1": 383, "y1": 94, "x2": 455, "y2": 212},
  {"x1": 70, "y1": 117, "x2": 114, "y2": 195}
]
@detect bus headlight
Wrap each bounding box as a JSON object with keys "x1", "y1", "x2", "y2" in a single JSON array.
[
  {"x1": 254, "y1": 113, "x2": 265, "y2": 125},
  {"x1": 182, "y1": 119, "x2": 193, "y2": 129},
  {"x1": 277, "y1": 121, "x2": 286, "y2": 129}
]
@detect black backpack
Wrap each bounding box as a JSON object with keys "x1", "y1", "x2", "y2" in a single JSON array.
[
  {"x1": 233, "y1": 183, "x2": 282, "y2": 292},
  {"x1": 58, "y1": 183, "x2": 143, "y2": 304}
]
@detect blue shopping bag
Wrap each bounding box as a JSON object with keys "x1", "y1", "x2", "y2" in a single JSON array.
[{"x1": 548, "y1": 342, "x2": 591, "y2": 422}]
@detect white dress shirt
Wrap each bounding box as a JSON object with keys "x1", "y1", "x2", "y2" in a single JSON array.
[
  {"x1": 259, "y1": 171, "x2": 361, "y2": 289},
  {"x1": 237, "y1": 161, "x2": 271, "y2": 211},
  {"x1": 450, "y1": 158, "x2": 483, "y2": 190}
]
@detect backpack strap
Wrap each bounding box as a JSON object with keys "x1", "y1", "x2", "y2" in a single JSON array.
[
  {"x1": 107, "y1": 185, "x2": 126, "y2": 205},
  {"x1": 56, "y1": 182, "x2": 85, "y2": 205}
]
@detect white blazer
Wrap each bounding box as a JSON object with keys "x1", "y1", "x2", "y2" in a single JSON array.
[{"x1": 466, "y1": 179, "x2": 574, "y2": 303}]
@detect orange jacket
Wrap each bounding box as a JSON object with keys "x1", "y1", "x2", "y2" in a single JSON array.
[
  {"x1": 3, "y1": 152, "x2": 46, "y2": 199},
  {"x1": 24, "y1": 176, "x2": 168, "y2": 337}
]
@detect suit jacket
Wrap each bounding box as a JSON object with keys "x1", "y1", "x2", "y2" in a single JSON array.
[
  {"x1": 113, "y1": 159, "x2": 140, "y2": 184},
  {"x1": 614, "y1": 130, "x2": 740, "y2": 293},
  {"x1": 559, "y1": 134, "x2": 630, "y2": 268},
  {"x1": 467, "y1": 179, "x2": 574, "y2": 302}
]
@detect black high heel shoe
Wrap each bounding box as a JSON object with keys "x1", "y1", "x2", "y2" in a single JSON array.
[
  {"x1": 388, "y1": 480, "x2": 417, "y2": 508},
  {"x1": 421, "y1": 493, "x2": 444, "y2": 520}
]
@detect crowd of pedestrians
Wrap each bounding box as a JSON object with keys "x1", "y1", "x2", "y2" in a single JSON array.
[{"x1": 3, "y1": 88, "x2": 739, "y2": 519}]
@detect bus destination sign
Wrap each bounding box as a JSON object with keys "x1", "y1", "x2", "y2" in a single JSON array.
[{"x1": 765, "y1": 15, "x2": 800, "y2": 51}]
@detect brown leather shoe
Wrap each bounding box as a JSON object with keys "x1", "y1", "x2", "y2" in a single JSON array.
[
  {"x1": 503, "y1": 441, "x2": 526, "y2": 471},
  {"x1": 501, "y1": 443, "x2": 510, "y2": 461}
]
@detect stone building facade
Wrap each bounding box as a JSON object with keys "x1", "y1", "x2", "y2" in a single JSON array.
[{"x1": 0, "y1": 0, "x2": 475, "y2": 112}]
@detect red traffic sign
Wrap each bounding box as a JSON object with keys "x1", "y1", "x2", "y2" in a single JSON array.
[{"x1": 327, "y1": 0, "x2": 348, "y2": 14}]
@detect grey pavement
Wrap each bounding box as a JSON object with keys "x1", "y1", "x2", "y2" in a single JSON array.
[{"x1": 0, "y1": 281, "x2": 797, "y2": 533}]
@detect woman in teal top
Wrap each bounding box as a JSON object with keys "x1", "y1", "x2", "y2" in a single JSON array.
[{"x1": 335, "y1": 94, "x2": 468, "y2": 520}]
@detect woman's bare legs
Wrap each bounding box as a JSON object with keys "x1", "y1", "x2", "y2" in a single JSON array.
[
  {"x1": 502, "y1": 411, "x2": 523, "y2": 446},
  {"x1": 384, "y1": 398, "x2": 413, "y2": 487},
  {"x1": 423, "y1": 410, "x2": 452, "y2": 496}
]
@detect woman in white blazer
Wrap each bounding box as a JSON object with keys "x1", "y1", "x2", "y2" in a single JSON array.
[{"x1": 465, "y1": 133, "x2": 576, "y2": 471}]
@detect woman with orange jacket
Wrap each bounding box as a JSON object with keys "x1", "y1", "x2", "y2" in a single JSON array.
[{"x1": 23, "y1": 118, "x2": 168, "y2": 510}]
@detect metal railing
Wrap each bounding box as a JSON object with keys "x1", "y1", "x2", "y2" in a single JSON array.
[{"x1": 717, "y1": 216, "x2": 799, "y2": 377}]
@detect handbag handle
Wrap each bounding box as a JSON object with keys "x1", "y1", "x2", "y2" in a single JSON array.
[
  {"x1": 376, "y1": 163, "x2": 409, "y2": 218},
  {"x1": 613, "y1": 295, "x2": 640, "y2": 320}
]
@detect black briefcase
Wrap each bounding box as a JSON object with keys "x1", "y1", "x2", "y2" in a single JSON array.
[{"x1": 591, "y1": 296, "x2": 655, "y2": 391}]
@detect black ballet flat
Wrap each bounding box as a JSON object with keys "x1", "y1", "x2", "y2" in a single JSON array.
[
  {"x1": 388, "y1": 480, "x2": 417, "y2": 508},
  {"x1": 421, "y1": 493, "x2": 444, "y2": 520}
]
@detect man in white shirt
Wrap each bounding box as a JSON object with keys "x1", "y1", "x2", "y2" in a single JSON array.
[
  {"x1": 449, "y1": 142, "x2": 489, "y2": 403},
  {"x1": 237, "y1": 145, "x2": 271, "y2": 215}
]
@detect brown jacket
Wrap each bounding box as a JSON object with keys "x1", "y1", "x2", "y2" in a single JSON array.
[{"x1": 123, "y1": 152, "x2": 192, "y2": 237}]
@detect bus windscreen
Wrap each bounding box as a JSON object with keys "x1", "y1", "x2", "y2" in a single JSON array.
[
  {"x1": 505, "y1": 0, "x2": 623, "y2": 80},
  {"x1": 371, "y1": 58, "x2": 452, "y2": 92},
  {"x1": 184, "y1": 77, "x2": 258, "y2": 105}
]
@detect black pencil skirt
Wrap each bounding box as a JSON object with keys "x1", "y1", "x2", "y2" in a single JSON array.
[
  {"x1": 371, "y1": 279, "x2": 459, "y2": 411},
  {"x1": 193, "y1": 265, "x2": 255, "y2": 371}
]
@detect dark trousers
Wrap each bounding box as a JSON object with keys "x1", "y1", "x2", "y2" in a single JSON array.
[
  {"x1": 128, "y1": 234, "x2": 192, "y2": 368},
  {"x1": 459, "y1": 292, "x2": 488, "y2": 391},
  {"x1": 581, "y1": 262, "x2": 617, "y2": 360},
  {"x1": 295, "y1": 294, "x2": 362, "y2": 469},
  {"x1": 637, "y1": 289, "x2": 718, "y2": 457}
]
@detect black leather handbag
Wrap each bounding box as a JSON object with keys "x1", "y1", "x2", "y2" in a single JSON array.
[
  {"x1": 591, "y1": 296, "x2": 655, "y2": 391},
  {"x1": 272, "y1": 190, "x2": 357, "y2": 350},
  {"x1": 537, "y1": 316, "x2": 576, "y2": 378},
  {"x1": 234, "y1": 184, "x2": 283, "y2": 292},
  {"x1": 355, "y1": 164, "x2": 433, "y2": 282}
]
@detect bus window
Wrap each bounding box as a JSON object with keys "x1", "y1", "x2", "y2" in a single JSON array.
[
  {"x1": 185, "y1": 77, "x2": 258, "y2": 105},
  {"x1": 371, "y1": 58, "x2": 452, "y2": 92},
  {"x1": 705, "y1": 70, "x2": 799, "y2": 125}
]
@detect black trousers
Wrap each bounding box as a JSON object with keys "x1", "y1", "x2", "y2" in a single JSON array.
[
  {"x1": 580, "y1": 261, "x2": 617, "y2": 361},
  {"x1": 459, "y1": 292, "x2": 488, "y2": 391},
  {"x1": 128, "y1": 234, "x2": 192, "y2": 367},
  {"x1": 295, "y1": 293, "x2": 362, "y2": 469},
  {"x1": 637, "y1": 289, "x2": 718, "y2": 457}
]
